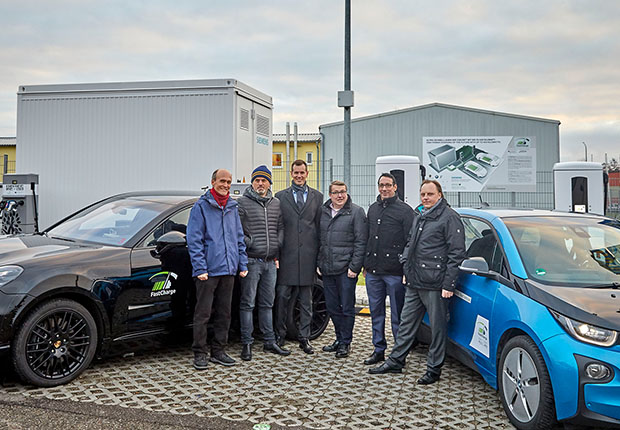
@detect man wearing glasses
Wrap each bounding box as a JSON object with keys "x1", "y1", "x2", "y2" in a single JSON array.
[
  {"x1": 318, "y1": 181, "x2": 367, "y2": 358},
  {"x1": 361, "y1": 173, "x2": 414, "y2": 366}
]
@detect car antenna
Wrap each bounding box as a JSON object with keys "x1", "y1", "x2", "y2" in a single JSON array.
[{"x1": 478, "y1": 195, "x2": 490, "y2": 208}]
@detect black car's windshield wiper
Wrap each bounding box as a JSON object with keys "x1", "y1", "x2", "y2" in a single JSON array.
[
  {"x1": 48, "y1": 235, "x2": 76, "y2": 243},
  {"x1": 584, "y1": 282, "x2": 620, "y2": 289}
]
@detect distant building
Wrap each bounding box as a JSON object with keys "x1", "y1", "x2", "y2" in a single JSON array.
[
  {"x1": 272, "y1": 133, "x2": 321, "y2": 192},
  {"x1": 0, "y1": 137, "x2": 16, "y2": 179}
]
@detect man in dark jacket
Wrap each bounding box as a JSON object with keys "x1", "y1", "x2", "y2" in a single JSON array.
[
  {"x1": 369, "y1": 180, "x2": 465, "y2": 385},
  {"x1": 237, "y1": 165, "x2": 290, "y2": 361},
  {"x1": 318, "y1": 181, "x2": 367, "y2": 358},
  {"x1": 187, "y1": 169, "x2": 248, "y2": 370},
  {"x1": 361, "y1": 173, "x2": 414, "y2": 366},
  {"x1": 275, "y1": 159, "x2": 323, "y2": 354}
]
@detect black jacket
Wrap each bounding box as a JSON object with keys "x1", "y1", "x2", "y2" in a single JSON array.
[
  {"x1": 364, "y1": 195, "x2": 414, "y2": 276},
  {"x1": 275, "y1": 185, "x2": 323, "y2": 286},
  {"x1": 237, "y1": 187, "x2": 284, "y2": 260},
  {"x1": 318, "y1": 196, "x2": 368, "y2": 276},
  {"x1": 401, "y1": 198, "x2": 466, "y2": 291}
]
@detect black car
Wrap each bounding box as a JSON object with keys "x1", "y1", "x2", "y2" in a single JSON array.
[{"x1": 0, "y1": 191, "x2": 328, "y2": 387}]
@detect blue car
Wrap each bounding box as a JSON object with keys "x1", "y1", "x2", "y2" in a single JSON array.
[{"x1": 423, "y1": 208, "x2": 620, "y2": 429}]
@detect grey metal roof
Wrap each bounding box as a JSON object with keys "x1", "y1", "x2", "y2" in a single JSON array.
[
  {"x1": 273, "y1": 133, "x2": 321, "y2": 143},
  {"x1": 320, "y1": 102, "x2": 561, "y2": 128},
  {"x1": 0, "y1": 137, "x2": 16, "y2": 146}
]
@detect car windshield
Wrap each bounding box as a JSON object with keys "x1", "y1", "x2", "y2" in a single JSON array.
[
  {"x1": 504, "y1": 216, "x2": 620, "y2": 287},
  {"x1": 47, "y1": 199, "x2": 169, "y2": 246}
]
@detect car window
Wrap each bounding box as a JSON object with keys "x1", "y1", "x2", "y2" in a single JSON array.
[
  {"x1": 141, "y1": 207, "x2": 191, "y2": 247},
  {"x1": 462, "y1": 217, "x2": 505, "y2": 274},
  {"x1": 505, "y1": 216, "x2": 620, "y2": 286},
  {"x1": 48, "y1": 199, "x2": 169, "y2": 246}
]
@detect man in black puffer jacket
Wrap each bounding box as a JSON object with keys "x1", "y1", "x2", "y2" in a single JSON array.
[
  {"x1": 237, "y1": 165, "x2": 290, "y2": 361},
  {"x1": 318, "y1": 181, "x2": 367, "y2": 358},
  {"x1": 370, "y1": 180, "x2": 465, "y2": 385}
]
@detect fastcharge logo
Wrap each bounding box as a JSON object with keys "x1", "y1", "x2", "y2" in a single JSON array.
[{"x1": 149, "y1": 271, "x2": 178, "y2": 297}]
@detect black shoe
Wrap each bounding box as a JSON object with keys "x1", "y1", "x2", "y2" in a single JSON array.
[
  {"x1": 363, "y1": 351, "x2": 385, "y2": 365},
  {"x1": 193, "y1": 353, "x2": 208, "y2": 370},
  {"x1": 210, "y1": 352, "x2": 236, "y2": 367},
  {"x1": 264, "y1": 342, "x2": 291, "y2": 356},
  {"x1": 335, "y1": 343, "x2": 350, "y2": 358},
  {"x1": 368, "y1": 361, "x2": 402, "y2": 374},
  {"x1": 322, "y1": 340, "x2": 340, "y2": 352},
  {"x1": 240, "y1": 344, "x2": 252, "y2": 361},
  {"x1": 417, "y1": 371, "x2": 440, "y2": 385},
  {"x1": 299, "y1": 339, "x2": 314, "y2": 354},
  {"x1": 276, "y1": 336, "x2": 286, "y2": 348}
]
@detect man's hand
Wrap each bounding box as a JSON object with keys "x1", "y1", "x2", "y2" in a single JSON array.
[
  {"x1": 316, "y1": 267, "x2": 322, "y2": 276},
  {"x1": 275, "y1": 259, "x2": 279, "y2": 269},
  {"x1": 197, "y1": 273, "x2": 208, "y2": 281},
  {"x1": 402, "y1": 275, "x2": 407, "y2": 284},
  {"x1": 441, "y1": 289, "x2": 453, "y2": 298},
  {"x1": 239, "y1": 270, "x2": 248, "y2": 278},
  {"x1": 347, "y1": 269, "x2": 357, "y2": 278},
  {"x1": 362, "y1": 268, "x2": 367, "y2": 277}
]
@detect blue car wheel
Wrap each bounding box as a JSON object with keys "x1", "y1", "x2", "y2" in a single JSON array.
[{"x1": 498, "y1": 336, "x2": 556, "y2": 430}]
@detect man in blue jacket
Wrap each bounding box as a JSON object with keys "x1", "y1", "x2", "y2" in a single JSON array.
[{"x1": 187, "y1": 168, "x2": 248, "y2": 370}]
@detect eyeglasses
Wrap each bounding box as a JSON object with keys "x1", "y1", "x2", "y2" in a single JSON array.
[
  {"x1": 378, "y1": 183, "x2": 394, "y2": 189},
  {"x1": 330, "y1": 190, "x2": 347, "y2": 195}
]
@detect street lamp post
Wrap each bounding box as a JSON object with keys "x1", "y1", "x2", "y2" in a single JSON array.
[{"x1": 582, "y1": 141, "x2": 588, "y2": 162}]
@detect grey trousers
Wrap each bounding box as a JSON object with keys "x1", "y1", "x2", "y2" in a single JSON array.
[
  {"x1": 275, "y1": 285, "x2": 313, "y2": 340},
  {"x1": 387, "y1": 286, "x2": 449, "y2": 375}
]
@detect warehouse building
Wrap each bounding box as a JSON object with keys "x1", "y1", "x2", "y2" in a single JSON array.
[{"x1": 319, "y1": 102, "x2": 560, "y2": 210}]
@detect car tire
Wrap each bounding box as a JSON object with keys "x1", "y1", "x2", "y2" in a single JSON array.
[
  {"x1": 498, "y1": 335, "x2": 556, "y2": 430},
  {"x1": 12, "y1": 299, "x2": 98, "y2": 387},
  {"x1": 286, "y1": 281, "x2": 329, "y2": 341}
]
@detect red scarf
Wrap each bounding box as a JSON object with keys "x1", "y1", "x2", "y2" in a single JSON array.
[{"x1": 210, "y1": 188, "x2": 230, "y2": 208}]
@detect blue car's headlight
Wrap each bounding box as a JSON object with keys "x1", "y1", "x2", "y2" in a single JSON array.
[
  {"x1": 0, "y1": 265, "x2": 24, "y2": 288},
  {"x1": 551, "y1": 310, "x2": 618, "y2": 347}
]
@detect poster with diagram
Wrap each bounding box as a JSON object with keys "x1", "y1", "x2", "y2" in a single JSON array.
[{"x1": 422, "y1": 136, "x2": 537, "y2": 192}]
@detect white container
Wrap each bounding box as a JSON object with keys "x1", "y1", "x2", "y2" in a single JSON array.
[
  {"x1": 16, "y1": 79, "x2": 272, "y2": 228},
  {"x1": 553, "y1": 161, "x2": 604, "y2": 215},
  {"x1": 375, "y1": 155, "x2": 422, "y2": 208}
]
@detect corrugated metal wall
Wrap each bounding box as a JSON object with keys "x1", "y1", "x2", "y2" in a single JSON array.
[
  {"x1": 17, "y1": 90, "x2": 235, "y2": 228},
  {"x1": 319, "y1": 104, "x2": 560, "y2": 208}
]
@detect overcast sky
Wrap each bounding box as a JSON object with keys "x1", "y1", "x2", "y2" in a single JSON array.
[{"x1": 1, "y1": 0, "x2": 619, "y2": 163}]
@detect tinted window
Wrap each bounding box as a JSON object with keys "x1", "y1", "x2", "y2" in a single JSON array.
[
  {"x1": 462, "y1": 217, "x2": 504, "y2": 273},
  {"x1": 504, "y1": 216, "x2": 620, "y2": 286},
  {"x1": 141, "y1": 207, "x2": 191, "y2": 247}
]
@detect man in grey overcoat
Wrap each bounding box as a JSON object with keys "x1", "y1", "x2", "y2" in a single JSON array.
[{"x1": 275, "y1": 159, "x2": 323, "y2": 354}]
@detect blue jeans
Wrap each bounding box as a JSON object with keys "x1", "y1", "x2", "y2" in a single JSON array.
[
  {"x1": 365, "y1": 273, "x2": 405, "y2": 353},
  {"x1": 322, "y1": 271, "x2": 357, "y2": 345},
  {"x1": 239, "y1": 258, "x2": 277, "y2": 345}
]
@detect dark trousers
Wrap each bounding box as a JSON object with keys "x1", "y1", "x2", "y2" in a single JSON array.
[
  {"x1": 275, "y1": 284, "x2": 313, "y2": 340},
  {"x1": 192, "y1": 275, "x2": 234, "y2": 355},
  {"x1": 387, "y1": 287, "x2": 449, "y2": 375},
  {"x1": 365, "y1": 274, "x2": 405, "y2": 353},
  {"x1": 322, "y1": 272, "x2": 357, "y2": 345}
]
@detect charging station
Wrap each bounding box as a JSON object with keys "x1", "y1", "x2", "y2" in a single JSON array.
[
  {"x1": 553, "y1": 162, "x2": 604, "y2": 215},
  {"x1": 375, "y1": 156, "x2": 425, "y2": 208},
  {"x1": 1, "y1": 173, "x2": 39, "y2": 234}
]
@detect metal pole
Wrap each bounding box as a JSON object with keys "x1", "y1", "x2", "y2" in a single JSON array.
[
  {"x1": 294, "y1": 122, "x2": 298, "y2": 161},
  {"x1": 286, "y1": 122, "x2": 290, "y2": 184},
  {"x1": 343, "y1": 0, "x2": 351, "y2": 185},
  {"x1": 582, "y1": 141, "x2": 588, "y2": 162}
]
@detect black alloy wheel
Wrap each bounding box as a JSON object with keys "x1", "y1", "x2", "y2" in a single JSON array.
[{"x1": 12, "y1": 299, "x2": 98, "y2": 387}]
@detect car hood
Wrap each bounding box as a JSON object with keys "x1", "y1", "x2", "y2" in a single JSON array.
[
  {"x1": 0, "y1": 234, "x2": 100, "y2": 265},
  {"x1": 526, "y1": 281, "x2": 620, "y2": 331}
]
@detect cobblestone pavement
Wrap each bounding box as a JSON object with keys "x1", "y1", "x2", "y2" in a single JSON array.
[{"x1": 0, "y1": 315, "x2": 518, "y2": 430}]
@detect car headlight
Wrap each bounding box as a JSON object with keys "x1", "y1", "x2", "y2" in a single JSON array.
[
  {"x1": 550, "y1": 310, "x2": 618, "y2": 347},
  {"x1": 0, "y1": 265, "x2": 24, "y2": 288}
]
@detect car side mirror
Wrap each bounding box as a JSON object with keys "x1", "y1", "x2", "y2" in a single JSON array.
[
  {"x1": 459, "y1": 257, "x2": 490, "y2": 274},
  {"x1": 150, "y1": 231, "x2": 187, "y2": 259}
]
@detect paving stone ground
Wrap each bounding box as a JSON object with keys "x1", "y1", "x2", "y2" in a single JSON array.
[{"x1": 0, "y1": 315, "x2": 523, "y2": 430}]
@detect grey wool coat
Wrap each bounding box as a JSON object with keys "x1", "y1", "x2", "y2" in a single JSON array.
[{"x1": 275, "y1": 185, "x2": 323, "y2": 286}]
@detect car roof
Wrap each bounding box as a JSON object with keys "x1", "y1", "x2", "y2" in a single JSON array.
[
  {"x1": 105, "y1": 190, "x2": 202, "y2": 205},
  {"x1": 456, "y1": 207, "x2": 609, "y2": 222}
]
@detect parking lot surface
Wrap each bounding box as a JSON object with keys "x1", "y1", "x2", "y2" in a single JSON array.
[{"x1": 0, "y1": 314, "x2": 522, "y2": 430}]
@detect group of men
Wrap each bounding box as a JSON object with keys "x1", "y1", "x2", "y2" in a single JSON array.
[{"x1": 187, "y1": 159, "x2": 465, "y2": 385}]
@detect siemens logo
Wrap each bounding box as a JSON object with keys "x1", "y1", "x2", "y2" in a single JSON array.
[{"x1": 256, "y1": 136, "x2": 269, "y2": 146}]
